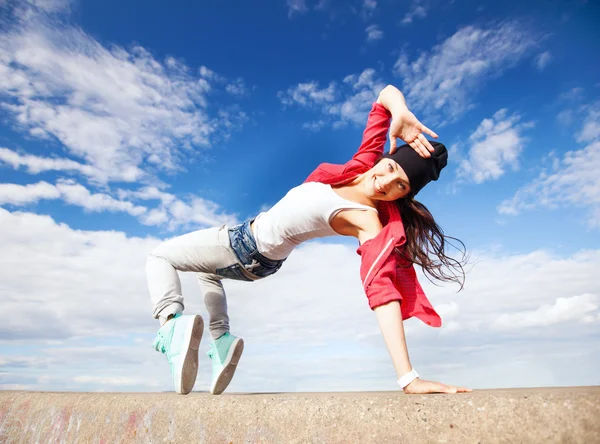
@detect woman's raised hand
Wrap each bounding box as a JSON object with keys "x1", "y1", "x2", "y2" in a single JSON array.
[
  {"x1": 389, "y1": 108, "x2": 439, "y2": 158},
  {"x1": 403, "y1": 378, "x2": 472, "y2": 394}
]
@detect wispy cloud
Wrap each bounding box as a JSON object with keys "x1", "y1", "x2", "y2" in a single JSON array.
[
  {"x1": 535, "y1": 50, "x2": 553, "y2": 71},
  {"x1": 0, "y1": 7, "x2": 247, "y2": 185},
  {"x1": 0, "y1": 147, "x2": 101, "y2": 180},
  {"x1": 286, "y1": 0, "x2": 308, "y2": 18},
  {"x1": 365, "y1": 24, "x2": 383, "y2": 42},
  {"x1": 0, "y1": 181, "x2": 60, "y2": 205},
  {"x1": 394, "y1": 21, "x2": 537, "y2": 123},
  {"x1": 278, "y1": 81, "x2": 337, "y2": 107},
  {"x1": 360, "y1": 0, "x2": 377, "y2": 18},
  {"x1": 401, "y1": 1, "x2": 428, "y2": 25},
  {"x1": 225, "y1": 77, "x2": 250, "y2": 96},
  {"x1": 0, "y1": 157, "x2": 238, "y2": 230},
  {"x1": 278, "y1": 68, "x2": 385, "y2": 128},
  {"x1": 302, "y1": 120, "x2": 326, "y2": 131},
  {"x1": 363, "y1": 0, "x2": 377, "y2": 10},
  {"x1": 0, "y1": 180, "x2": 147, "y2": 216},
  {"x1": 20, "y1": 0, "x2": 72, "y2": 15},
  {"x1": 456, "y1": 109, "x2": 533, "y2": 184},
  {"x1": 117, "y1": 185, "x2": 238, "y2": 230},
  {"x1": 498, "y1": 104, "x2": 600, "y2": 228},
  {"x1": 493, "y1": 294, "x2": 599, "y2": 330}
]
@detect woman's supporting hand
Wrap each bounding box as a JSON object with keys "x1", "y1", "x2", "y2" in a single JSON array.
[
  {"x1": 403, "y1": 378, "x2": 472, "y2": 394},
  {"x1": 377, "y1": 85, "x2": 439, "y2": 158}
]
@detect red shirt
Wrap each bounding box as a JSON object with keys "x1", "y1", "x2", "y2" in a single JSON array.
[{"x1": 304, "y1": 102, "x2": 442, "y2": 327}]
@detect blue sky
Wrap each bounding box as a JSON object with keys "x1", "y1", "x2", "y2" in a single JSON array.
[{"x1": 0, "y1": 0, "x2": 599, "y2": 393}]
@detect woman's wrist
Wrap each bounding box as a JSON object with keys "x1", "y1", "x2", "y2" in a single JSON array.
[
  {"x1": 377, "y1": 85, "x2": 409, "y2": 116},
  {"x1": 397, "y1": 368, "x2": 419, "y2": 389}
]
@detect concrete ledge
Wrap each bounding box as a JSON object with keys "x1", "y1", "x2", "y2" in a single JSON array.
[{"x1": 1, "y1": 387, "x2": 598, "y2": 443}]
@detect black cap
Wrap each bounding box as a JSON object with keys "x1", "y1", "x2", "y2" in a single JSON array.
[{"x1": 382, "y1": 141, "x2": 448, "y2": 196}]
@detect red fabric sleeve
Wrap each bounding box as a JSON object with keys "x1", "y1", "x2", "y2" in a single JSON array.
[
  {"x1": 358, "y1": 240, "x2": 442, "y2": 327},
  {"x1": 357, "y1": 234, "x2": 403, "y2": 309},
  {"x1": 351, "y1": 102, "x2": 392, "y2": 168},
  {"x1": 364, "y1": 253, "x2": 404, "y2": 309}
]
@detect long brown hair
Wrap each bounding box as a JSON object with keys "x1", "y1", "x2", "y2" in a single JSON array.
[{"x1": 395, "y1": 197, "x2": 467, "y2": 290}]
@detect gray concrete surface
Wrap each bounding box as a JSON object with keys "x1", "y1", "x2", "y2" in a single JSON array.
[{"x1": 0, "y1": 387, "x2": 598, "y2": 443}]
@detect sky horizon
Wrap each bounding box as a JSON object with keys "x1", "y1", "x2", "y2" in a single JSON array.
[{"x1": 0, "y1": 0, "x2": 599, "y2": 393}]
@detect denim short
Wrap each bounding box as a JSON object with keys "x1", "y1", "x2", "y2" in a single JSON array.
[{"x1": 215, "y1": 219, "x2": 286, "y2": 282}]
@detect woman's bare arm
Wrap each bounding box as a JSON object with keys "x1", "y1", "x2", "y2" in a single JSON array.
[{"x1": 376, "y1": 85, "x2": 409, "y2": 116}]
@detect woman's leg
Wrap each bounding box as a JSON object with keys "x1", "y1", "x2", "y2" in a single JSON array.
[
  {"x1": 197, "y1": 272, "x2": 230, "y2": 340},
  {"x1": 146, "y1": 226, "x2": 238, "y2": 326}
]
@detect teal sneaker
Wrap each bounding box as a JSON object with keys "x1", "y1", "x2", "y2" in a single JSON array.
[
  {"x1": 207, "y1": 332, "x2": 244, "y2": 395},
  {"x1": 153, "y1": 314, "x2": 204, "y2": 394}
]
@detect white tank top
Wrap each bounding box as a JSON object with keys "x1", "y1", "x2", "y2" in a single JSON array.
[{"x1": 251, "y1": 182, "x2": 378, "y2": 260}]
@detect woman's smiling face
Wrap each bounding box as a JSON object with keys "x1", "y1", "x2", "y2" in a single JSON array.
[{"x1": 363, "y1": 158, "x2": 412, "y2": 202}]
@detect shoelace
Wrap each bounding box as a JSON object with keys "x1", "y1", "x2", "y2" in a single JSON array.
[
  {"x1": 153, "y1": 333, "x2": 172, "y2": 360},
  {"x1": 207, "y1": 343, "x2": 223, "y2": 361}
]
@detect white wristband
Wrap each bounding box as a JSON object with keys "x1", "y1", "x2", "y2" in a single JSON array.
[{"x1": 397, "y1": 369, "x2": 419, "y2": 389}]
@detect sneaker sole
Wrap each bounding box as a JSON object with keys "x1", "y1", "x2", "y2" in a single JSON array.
[
  {"x1": 211, "y1": 338, "x2": 244, "y2": 395},
  {"x1": 176, "y1": 315, "x2": 204, "y2": 395}
]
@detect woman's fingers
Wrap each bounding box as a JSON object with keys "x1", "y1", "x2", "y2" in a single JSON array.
[
  {"x1": 420, "y1": 124, "x2": 439, "y2": 139},
  {"x1": 428, "y1": 380, "x2": 471, "y2": 394},
  {"x1": 418, "y1": 133, "x2": 435, "y2": 153},
  {"x1": 442, "y1": 384, "x2": 472, "y2": 394},
  {"x1": 390, "y1": 135, "x2": 397, "y2": 154},
  {"x1": 413, "y1": 138, "x2": 431, "y2": 158},
  {"x1": 408, "y1": 141, "x2": 425, "y2": 158},
  {"x1": 403, "y1": 379, "x2": 471, "y2": 395}
]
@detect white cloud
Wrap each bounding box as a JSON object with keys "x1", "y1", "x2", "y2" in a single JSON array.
[
  {"x1": 0, "y1": 176, "x2": 237, "y2": 230},
  {"x1": 287, "y1": 0, "x2": 308, "y2": 17},
  {"x1": 302, "y1": 120, "x2": 326, "y2": 131},
  {"x1": 335, "y1": 69, "x2": 386, "y2": 124},
  {"x1": 278, "y1": 81, "x2": 337, "y2": 107},
  {"x1": 225, "y1": 78, "x2": 250, "y2": 95},
  {"x1": 456, "y1": 109, "x2": 533, "y2": 184},
  {"x1": 0, "y1": 181, "x2": 60, "y2": 205},
  {"x1": 560, "y1": 87, "x2": 585, "y2": 103},
  {"x1": 117, "y1": 185, "x2": 238, "y2": 230},
  {"x1": 0, "y1": 147, "x2": 101, "y2": 180},
  {"x1": 0, "y1": 208, "x2": 159, "y2": 341},
  {"x1": 0, "y1": 179, "x2": 147, "y2": 216},
  {"x1": 56, "y1": 179, "x2": 147, "y2": 216},
  {"x1": 365, "y1": 24, "x2": 383, "y2": 42},
  {"x1": 492, "y1": 294, "x2": 599, "y2": 330},
  {"x1": 535, "y1": 50, "x2": 552, "y2": 71},
  {"x1": 498, "y1": 105, "x2": 600, "y2": 227},
  {"x1": 28, "y1": 0, "x2": 71, "y2": 13},
  {"x1": 394, "y1": 21, "x2": 537, "y2": 123},
  {"x1": 364, "y1": 0, "x2": 377, "y2": 10},
  {"x1": 577, "y1": 106, "x2": 600, "y2": 143},
  {"x1": 0, "y1": 9, "x2": 246, "y2": 185},
  {"x1": 0, "y1": 208, "x2": 599, "y2": 392},
  {"x1": 401, "y1": 3, "x2": 427, "y2": 25},
  {"x1": 198, "y1": 65, "x2": 223, "y2": 81},
  {"x1": 278, "y1": 68, "x2": 386, "y2": 127}
]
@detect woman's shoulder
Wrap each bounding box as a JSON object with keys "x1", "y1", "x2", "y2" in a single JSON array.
[
  {"x1": 355, "y1": 211, "x2": 383, "y2": 244},
  {"x1": 332, "y1": 208, "x2": 382, "y2": 245}
]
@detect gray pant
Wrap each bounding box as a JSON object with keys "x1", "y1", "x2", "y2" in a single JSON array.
[
  {"x1": 146, "y1": 225, "x2": 238, "y2": 339},
  {"x1": 147, "y1": 221, "x2": 285, "y2": 339}
]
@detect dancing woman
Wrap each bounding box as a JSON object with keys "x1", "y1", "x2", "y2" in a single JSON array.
[{"x1": 146, "y1": 84, "x2": 470, "y2": 395}]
